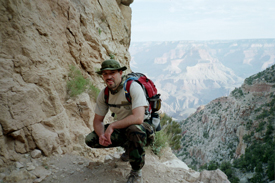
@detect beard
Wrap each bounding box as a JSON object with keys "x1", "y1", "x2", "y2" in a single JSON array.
[{"x1": 106, "y1": 79, "x2": 118, "y2": 90}]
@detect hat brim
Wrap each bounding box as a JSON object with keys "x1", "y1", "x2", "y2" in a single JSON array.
[{"x1": 96, "y1": 66, "x2": 127, "y2": 75}]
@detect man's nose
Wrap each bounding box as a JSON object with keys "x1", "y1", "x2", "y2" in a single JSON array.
[{"x1": 105, "y1": 74, "x2": 112, "y2": 79}]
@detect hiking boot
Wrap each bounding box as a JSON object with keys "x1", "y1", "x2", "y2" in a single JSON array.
[
  {"x1": 120, "y1": 149, "x2": 129, "y2": 162},
  {"x1": 126, "y1": 169, "x2": 143, "y2": 183}
]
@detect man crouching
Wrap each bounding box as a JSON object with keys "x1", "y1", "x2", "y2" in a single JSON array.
[{"x1": 85, "y1": 59, "x2": 155, "y2": 183}]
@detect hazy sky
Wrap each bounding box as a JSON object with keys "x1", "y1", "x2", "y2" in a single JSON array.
[{"x1": 130, "y1": 0, "x2": 275, "y2": 42}]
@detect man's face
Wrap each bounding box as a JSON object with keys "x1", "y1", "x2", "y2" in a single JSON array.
[{"x1": 102, "y1": 70, "x2": 123, "y2": 90}]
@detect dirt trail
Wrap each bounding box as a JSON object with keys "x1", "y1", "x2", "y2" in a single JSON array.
[
  {"x1": 40, "y1": 148, "x2": 195, "y2": 183},
  {"x1": 1, "y1": 147, "x2": 201, "y2": 183}
]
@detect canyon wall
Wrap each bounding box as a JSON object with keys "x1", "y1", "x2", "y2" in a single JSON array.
[{"x1": 0, "y1": 0, "x2": 133, "y2": 165}]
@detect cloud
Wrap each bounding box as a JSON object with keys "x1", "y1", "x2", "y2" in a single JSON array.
[{"x1": 168, "y1": 6, "x2": 176, "y2": 13}]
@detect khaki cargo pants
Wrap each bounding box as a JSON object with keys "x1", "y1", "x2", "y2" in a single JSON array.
[{"x1": 85, "y1": 122, "x2": 155, "y2": 171}]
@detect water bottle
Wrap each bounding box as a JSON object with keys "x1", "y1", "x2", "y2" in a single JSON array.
[{"x1": 151, "y1": 112, "x2": 161, "y2": 131}]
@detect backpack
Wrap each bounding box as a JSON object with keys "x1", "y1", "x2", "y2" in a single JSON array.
[{"x1": 104, "y1": 72, "x2": 162, "y2": 131}]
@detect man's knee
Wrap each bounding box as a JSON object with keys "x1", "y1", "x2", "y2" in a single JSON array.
[
  {"x1": 85, "y1": 134, "x2": 90, "y2": 146},
  {"x1": 85, "y1": 132, "x2": 98, "y2": 147},
  {"x1": 127, "y1": 124, "x2": 146, "y2": 134},
  {"x1": 126, "y1": 124, "x2": 147, "y2": 143}
]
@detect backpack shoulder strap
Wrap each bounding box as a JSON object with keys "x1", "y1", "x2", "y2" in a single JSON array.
[
  {"x1": 123, "y1": 76, "x2": 139, "y2": 103},
  {"x1": 104, "y1": 87, "x2": 109, "y2": 104}
]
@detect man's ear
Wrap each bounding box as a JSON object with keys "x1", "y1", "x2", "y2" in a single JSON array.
[{"x1": 119, "y1": 70, "x2": 123, "y2": 75}]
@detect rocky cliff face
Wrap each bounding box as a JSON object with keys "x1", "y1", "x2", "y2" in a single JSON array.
[
  {"x1": 177, "y1": 65, "x2": 275, "y2": 171},
  {"x1": 0, "y1": 0, "x2": 133, "y2": 164}
]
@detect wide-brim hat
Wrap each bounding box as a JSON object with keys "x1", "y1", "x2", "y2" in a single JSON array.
[{"x1": 96, "y1": 59, "x2": 127, "y2": 75}]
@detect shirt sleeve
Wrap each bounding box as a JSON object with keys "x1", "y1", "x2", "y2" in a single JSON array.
[
  {"x1": 129, "y1": 81, "x2": 149, "y2": 110},
  {"x1": 94, "y1": 89, "x2": 109, "y2": 117}
]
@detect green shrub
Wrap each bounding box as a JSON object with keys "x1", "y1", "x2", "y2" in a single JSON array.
[
  {"x1": 264, "y1": 121, "x2": 274, "y2": 142},
  {"x1": 200, "y1": 163, "x2": 208, "y2": 170},
  {"x1": 220, "y1": 162, "x2": 234, "y2": 179},
  {"x1": 160, "y1": 114, "x2": 182, "y2": 150},
  {"x1": 109, "y1": 53, "x2": 115, "y2": 59},
  {"x1": 88, "y1": 83, "x2": 100, "y2": 99},
  {"x1": 245, "y1": 64, "x2": 275, "y2": 85},
  {"x1": 250, "y1": 172, "x2": 264, "y2": 183},
  {"x1": 231, "y1": 87, "x2": 244, "y2": 98},
  {"x1": 256, "y1": 121, "x2": 265, "y2": 132},
  {"x1": 67, "y1": 65, "x2": 100, "y2": 98},
  {"x1": 233, "y1": 127, "x2": 275, "y2": 182},
  {"x1": 256, "y1": 110, "x2": 270, "y2": 120},
  {"x1": 149, "y1": 113, "x2": 183, "y2": 155},
  {"x1": 243, "y1": 134, "x2": 251, "y2": 143},
  {"x1": 246, "y1": 120, "x2": 253, "y2": 130},
  {"x1": 267, "y1": 154, "x2": 275, "y2": 181},
  {"x1": 150, "y1": 130, "x2": 170, "y2": 155},
  {"x1": 208, "y1": 161, "x2": 218, "y2": 170},
  {"x1": 203, "y1": 130, "x2": 209, "y2": 139}
]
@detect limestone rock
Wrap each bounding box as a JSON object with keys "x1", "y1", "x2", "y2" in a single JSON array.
[
  {"x1": 120, "y1": 4, "x2": 132, "y2": 36},
  {"x1": 0, "y1": 173, "x2": 5, "y2": 180},
  {"x1": 15, "y1": 162, "x2": 24, "y2": 169},
  {"x1": 199, "y1": 169, "x2": 230, "y2": 183},
  {"x1": 31, "y1": 149, "x2": 42, "y2": 159},
  {"x1": 4, "y1": 169, "x2": 36, "y2": 183},
  {"x1": 26, "y1": 162, "x2": 35, "y2": 171},
  {"x1": 0, "y1": 0, "x2": 132, "y2": 162},
  {"x1": 30, "y1": 166, "x2": 51, "y2": 182},
  {"x1": 104, "y1": 154, "x2": 113, "y2": 163},
  {"x1": 121, "y1": 0, "x2": 134, "y2": 6},
  {"x1": 235, "y1": 126, "x2": 247, "y2": 157},
  {"x1": 163, "y1": 159, "x2": 189, "y2": 170},
  {"x1": 30, "y1": 123, "x2": 60, "y2": 156}
]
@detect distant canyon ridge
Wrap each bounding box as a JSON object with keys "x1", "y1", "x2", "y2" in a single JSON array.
[{"x1": 129, "y1": 39, "x2": 275, "y2": 119}]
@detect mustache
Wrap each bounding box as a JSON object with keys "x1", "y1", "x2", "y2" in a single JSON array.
[{"x1": 106, "y1": 79, "x2": 114, "y2": 82}]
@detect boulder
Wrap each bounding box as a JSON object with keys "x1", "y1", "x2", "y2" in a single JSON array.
[
  {"x1": 31, "y1": 149, "x2": 42, "y2": 159},
  {"x1": 199, "y1": 169, "x2": 230, "y2": 183},
  {"x1": 30, "y1": 123, "x2": 59, "y2": 156}
]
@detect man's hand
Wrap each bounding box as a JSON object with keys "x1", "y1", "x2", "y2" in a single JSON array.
[
  {"x1": 95, "y1": 106, "x2": 145, "y2": 147},
  {"x1": 98, "y1": 124, "x2": 114, "y2": 146},
  {"x1": 99, "y1": 134, "x2": 111, "y2": 146},
  {"x1": 104, "y1": 124, "x2": 114, "y2": 145},
  {"x1": 93, "y1": 114, "x2": 111, "y2": 146}
]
